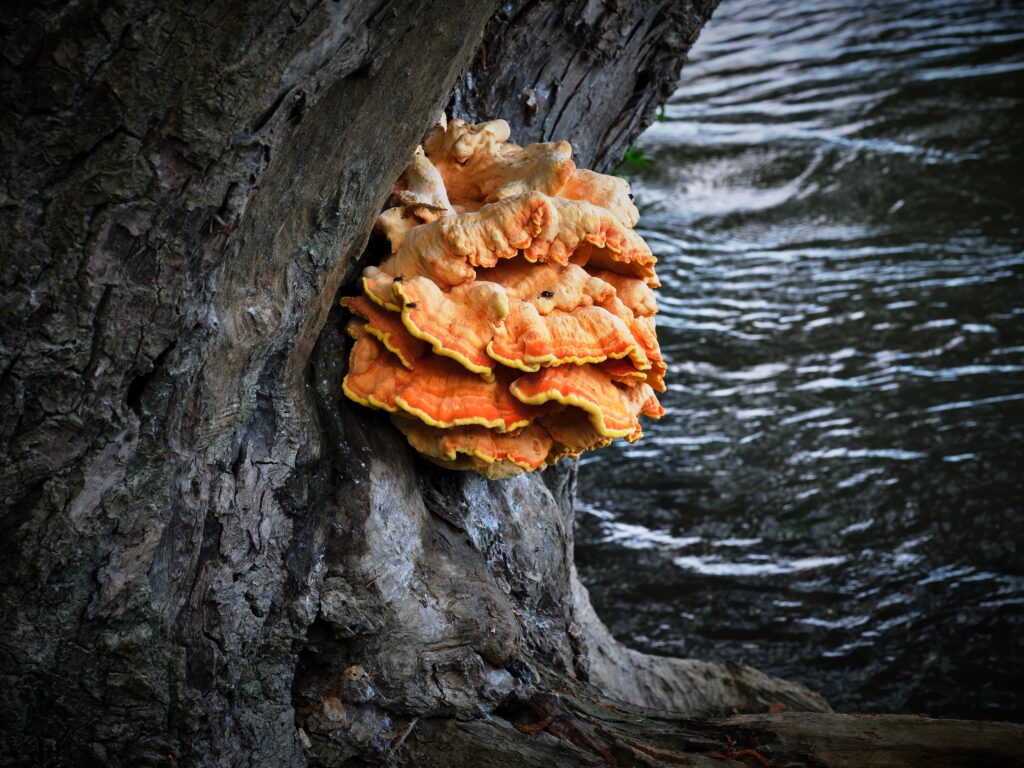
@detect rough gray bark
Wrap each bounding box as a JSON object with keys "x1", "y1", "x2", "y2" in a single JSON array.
[
  {"x1": 405, "y1": 692, "x2": 1024, "y2": 768},
  {"x1": 3, "y1": 2, "x2": 1023, "y2": 767},
  {"x1": 2, "y1": 2, "x2": 499, "y2": 764},
  {"x1": 452, "y1": 0, "x2": 713, "y2": 172}
]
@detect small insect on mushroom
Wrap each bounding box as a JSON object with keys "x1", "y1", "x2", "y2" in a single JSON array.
[
  {"x1": 406, "y1": 302, "x2": 417, "y2": 308},
  {"x1": 393, "y1": 275, "x2": 404, "y2": 283},
  {"x1": 540, "y1": 290, "x2": 555, "y2": 299}
]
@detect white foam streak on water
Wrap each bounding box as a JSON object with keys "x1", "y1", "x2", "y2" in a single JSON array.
[
  {"x1": 601, "y1": 523, "x2": 703, "y2": 551},
  {"x1": 673, "y1": 554, "x2": 848, "y2": 577}
]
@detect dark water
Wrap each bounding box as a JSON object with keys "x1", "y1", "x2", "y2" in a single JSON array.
[{"x1": 576, "y1": 0, "x2": 1024, "y2": 720}]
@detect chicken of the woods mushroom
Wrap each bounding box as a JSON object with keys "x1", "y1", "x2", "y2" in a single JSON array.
[{"x1": 342, "y1": 117, "x2": 665, "y2": 479}]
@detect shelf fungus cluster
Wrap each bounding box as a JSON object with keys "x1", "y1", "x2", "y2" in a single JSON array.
[{"x1": 342, "y1": 117, "x2": 666, "y2": 478}]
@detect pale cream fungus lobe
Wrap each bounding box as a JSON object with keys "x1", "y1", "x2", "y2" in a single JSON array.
[{"x1": 341, "y1": 118, "x2": 666, "y2": 478}]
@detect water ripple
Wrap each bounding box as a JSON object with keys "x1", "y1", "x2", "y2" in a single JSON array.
[{"x1": 577, "y1": 0, "x2": 1024, "y2": 721}]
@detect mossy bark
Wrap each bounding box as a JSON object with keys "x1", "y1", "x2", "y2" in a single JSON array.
[{"x1": 2, "y1": 2, "x2": 1022, "y2": 767}]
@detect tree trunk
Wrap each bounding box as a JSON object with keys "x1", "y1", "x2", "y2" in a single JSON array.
[{"x1": 2, "y1": 2, "x2": 1021, "y2": 767}]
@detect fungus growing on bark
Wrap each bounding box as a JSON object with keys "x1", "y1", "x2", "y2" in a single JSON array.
[{"x1": 342, "y1": 117, "x2": 666, "y2": 476}]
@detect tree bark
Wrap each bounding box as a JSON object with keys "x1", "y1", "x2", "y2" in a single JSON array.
[{"x1": 2, "y1": 2, "x2": 1022, "y2": 767}]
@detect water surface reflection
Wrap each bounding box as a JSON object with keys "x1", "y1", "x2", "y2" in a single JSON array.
[{"x1": 576, "y1": 0, "x2": 1024, "y2": 719}]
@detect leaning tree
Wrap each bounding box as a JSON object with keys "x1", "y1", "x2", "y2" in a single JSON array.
[{"x1": 2, "y1": 1, "x2": 1022, "y2": 766}]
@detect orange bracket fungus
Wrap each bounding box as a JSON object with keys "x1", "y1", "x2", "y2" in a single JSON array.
[{"x1": 342, "y1": 117, "x2": 666, "y2": 478}]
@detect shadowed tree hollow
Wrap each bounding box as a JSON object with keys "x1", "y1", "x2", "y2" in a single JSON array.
[{"x1": 2, "y1": 1, "x2": 1023, "y2": 766}]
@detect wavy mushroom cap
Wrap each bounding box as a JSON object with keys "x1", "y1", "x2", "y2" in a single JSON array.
[
  {"x1": 380, "y1": 192, "x2": 656, "y2": 289},
  {"x1": 395, "y1": 277, "x2": 508, "y2": 380},
  {"x1": 424, "y1": 117, "x2": 575, "y2": 207},
  {"x1": 510, "y1": 364, "x2": 664, "y2": 439},
  {"x1": 488, "y1": 302, "x2": 648, "y2": 373},
  {"x1": 559, "y1": 168, "x2": 640, "y2": 228},
  {"x1": 341, "y1": 294, "x2": 427, "y2": 368},
  {"x1": 393, "y1": 416, "x2": 553, "y2": 476},
  {"x1": 344, "y1": 334, "x2": 541, "y2": 432}
]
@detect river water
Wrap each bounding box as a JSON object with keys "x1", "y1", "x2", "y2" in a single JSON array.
[{"x1": 576, "y1": 0, "x2": 1024, "y2": 720}]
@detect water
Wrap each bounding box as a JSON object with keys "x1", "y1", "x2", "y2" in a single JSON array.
[{"x1": 575, "y1": 0, "x2": 1024, "y2": 721}]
